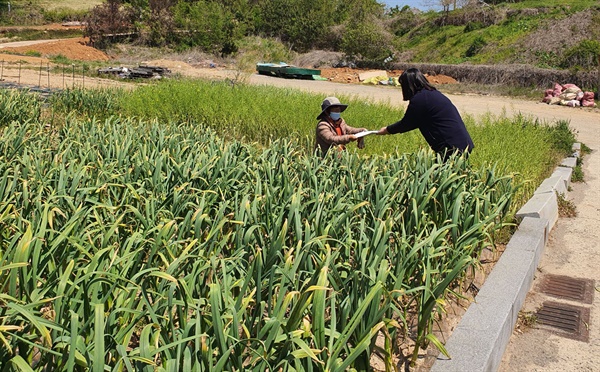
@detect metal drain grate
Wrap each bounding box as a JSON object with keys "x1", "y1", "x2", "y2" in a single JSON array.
[
  {"x1": 539, "y1": 274, "x2": 594, "y2": 304},
  {"x1": 536, "y1": 301, "x2": 590, "y2": 342}
]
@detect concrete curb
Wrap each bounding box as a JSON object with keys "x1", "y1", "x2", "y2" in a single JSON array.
[{"x1": 430, "y1": 143, "x2": 581, "y2": 372}]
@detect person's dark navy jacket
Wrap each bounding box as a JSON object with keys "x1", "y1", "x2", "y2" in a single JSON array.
[{"x1": 387, "y1": 89, "x2": 474, "y2": 155}]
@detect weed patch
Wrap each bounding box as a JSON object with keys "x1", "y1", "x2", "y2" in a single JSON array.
[{"x1": 558, "y1": 193, "x2": 578, "y2": 217}]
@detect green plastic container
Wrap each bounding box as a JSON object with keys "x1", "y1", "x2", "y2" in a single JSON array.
[{"x1": 256, "y1": 62, "x2": 322, "y2": 80}]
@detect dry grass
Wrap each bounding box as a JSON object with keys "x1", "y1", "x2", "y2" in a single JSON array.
[
  {"x1": 519, "y1": 10, "x2": 593, "y2": 56},
  {"x1": 292, "y1": 50, "x2": 344, "y2": 68},
  {"x1": 38, "y1": 0, "x2": 103, "y2": 11},
  {"x1": 106, "y1": 44, "x2": 229, "y2": 68},
  {"x1": 391, "y1": 62, "x2": 599, "y2": 90}
]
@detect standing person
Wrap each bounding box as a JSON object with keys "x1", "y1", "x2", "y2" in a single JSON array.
[
  {"x1": 315, "y1": 96, "x2": 367, "y2": 156},
  {"x1": 377, "y1": 68, "x2": 474, "y2": 160}
]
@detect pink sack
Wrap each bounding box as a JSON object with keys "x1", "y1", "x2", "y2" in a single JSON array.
[
  {"x1": 553, "y1": 83, "x2": 562, "y2": 96},
  {"x1": 543, "y1": 88, "x2": 554, "y2": 103},
  {"x1": 562, "y1": 83, "x2": 581, "y2": 91},
  {"x1": 582, "y1": 91, "x2": 596, "y2": 107}
]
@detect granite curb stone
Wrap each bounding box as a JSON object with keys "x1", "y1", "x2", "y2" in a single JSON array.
[
  {"x1": 515, "y1": 191, "x2": 558, "y2": 230},
  {"x1": 534, "y1": 175, "x2": 567, "y2": 196},
  {"x1": 550, "y1": 166, "x2": 572, "y2": 190},
  {"x1": 429, "y1": 144, "x2": 580, "y2": 372},
  {"x1": 560, "y1": 157, "x2": 577, "y2": 168},
  {"x1": 430, "y1": 217, "x2": 548, "y2": 372}
]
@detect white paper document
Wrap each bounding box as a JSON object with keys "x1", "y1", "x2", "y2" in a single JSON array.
[{"x1": 354, "y1": 130, "x2": 379, "y2": 138}]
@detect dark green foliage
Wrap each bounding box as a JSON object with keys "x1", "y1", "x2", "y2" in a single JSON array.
[
  {"x1": 544, "y1": 120, "x2": 577, "y2": 156},
  {"x1": 464, "y1": 21, "x2": 485, "y2": 33},
  {"x1": 389, "y1": 8, "x2": 420, "y2": 37},
  {"x1": 256, "y1": 0, "x2": 335, "y2": 52},
  {"x1": 7, "y1": 0, "x2": 600, "y2": 71},
  {"x1": 560, "y1": 39, "x2": 600, "y2": 70},
  {"x1": 341, "y1": 19, "x2": 393, "y2": 62},
  {"x1": 465, "y1": 35, "x2": 487, "y2": 57},
  {"x1": 172, "y1": 1, "x2": 243, "y2": 54}
]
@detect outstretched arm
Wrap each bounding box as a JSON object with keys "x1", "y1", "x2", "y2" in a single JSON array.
[{"x1": 317, "y1": 122, "x2": 357, "y2": 144}]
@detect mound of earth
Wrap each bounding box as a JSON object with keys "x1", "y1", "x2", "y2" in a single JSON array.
[
  {"x1": 1, "y1": 37, "x2": 109, "y2": 61},
  {"x1": 319, "y1": 67, "x2": 458, "y2": 85}
]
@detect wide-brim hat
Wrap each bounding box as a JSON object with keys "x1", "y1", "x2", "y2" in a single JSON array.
[{"x1": 317, "y1": 96, "x2": 348, "y2": 119}]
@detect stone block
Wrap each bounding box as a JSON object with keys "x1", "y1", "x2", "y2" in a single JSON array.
[
  {"x1": 431, "y1": 217, "x2": 548, "y2": 372},
  {"x1": 560, "y1": 157, "x2": 577, "y2": 168},
  {"x1": 516, "y1": 192, "x2": 558, "y2": 230},
  {"x1": 534, "y1": 175, "x2": 567, "y2": 196},
  {"x1": 551, "y1": 166, "x2": 572, "y2": 189},
  {"x1": 572, "y1": 142, "x2": 581, "y2": 151}
]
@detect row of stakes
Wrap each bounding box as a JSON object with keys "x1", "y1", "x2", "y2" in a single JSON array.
[{"x1": 0, "y1": 60, "x2": 90, "y2": 90}]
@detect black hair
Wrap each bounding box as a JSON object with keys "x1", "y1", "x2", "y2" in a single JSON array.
[{"x1": 399, "y1": 68, "x2": 436, "y2": 101}]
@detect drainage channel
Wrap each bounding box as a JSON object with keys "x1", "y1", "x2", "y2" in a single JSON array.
[
  {"x1": 535, "y1": 301, "x2": 590, "y2": 342},
  {"x1": 539, "y1": 274, "x2": 595, "y2": 304},
  {"x1": 535, "y1": 274, "x2": 595, "y2": 342}
]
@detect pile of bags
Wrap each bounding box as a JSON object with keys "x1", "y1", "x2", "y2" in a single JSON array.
[
  {"x1": 543, "y1": 83, "x2": 597, "y2": 107},
  {"x1": 361, "y1": 75, "x2": 400, "y2": 86}
]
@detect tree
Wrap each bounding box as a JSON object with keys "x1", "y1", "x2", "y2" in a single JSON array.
[
  {"x1": 256, "y1": 0, "x2": 336, "y2": 52},
  {"x1": 85, "y1": 0, "x2": 138, "y2": 48},
  {"x1": 173, "y1": 1, "x2": 244, "y2": 55}
]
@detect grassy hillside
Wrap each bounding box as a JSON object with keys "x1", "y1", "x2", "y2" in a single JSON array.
[{"x1": 392, "y1": 0, "x2": 600, "y2": 69}]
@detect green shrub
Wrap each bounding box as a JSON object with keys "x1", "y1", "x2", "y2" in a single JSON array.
[
  {"x1": 465, "y1": 35, "x2": 487, "y2": 57},
  {"x1": 173, "y1": 1, "x2": 244, "y2": 54},
  {"x1": 560, "y1": 39, "x2": 600, "y2": 70},
  {"x1": 341, "y1": 18, "x2": 394, "y2": 62},
  {"x1": 464, "y1": 21, "x2": 485, "y2": 33},
  {"x1": 545, "y1": 119, "x2": 577, "y2": 156}
]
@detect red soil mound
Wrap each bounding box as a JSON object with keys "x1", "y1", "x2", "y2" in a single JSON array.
[
  {"x1": 320, "y1": 67, "x2": 457, "y2": 85},
  {"x1": 2, "y1": 37, "x2": 109, "y2": 61}
]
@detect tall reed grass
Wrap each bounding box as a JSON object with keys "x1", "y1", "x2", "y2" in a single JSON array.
[{"x1": 117, "y1": 79, "x2": 569, "y2": 205}]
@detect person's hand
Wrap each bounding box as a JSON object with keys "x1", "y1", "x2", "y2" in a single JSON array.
[
  {"x1": 357, "y1": 137, "x2": 365, "y2": 149},
  {"x1": 377, "y1": 127, "x2": 388, "y2": 135},
  {"x1": 348, "y1": 135, "x2": 357, "y2": 141}
]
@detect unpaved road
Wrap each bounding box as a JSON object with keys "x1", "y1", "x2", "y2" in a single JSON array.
[{"x1": 1, "y1": 60, "x2": 598, "y2": 370}]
